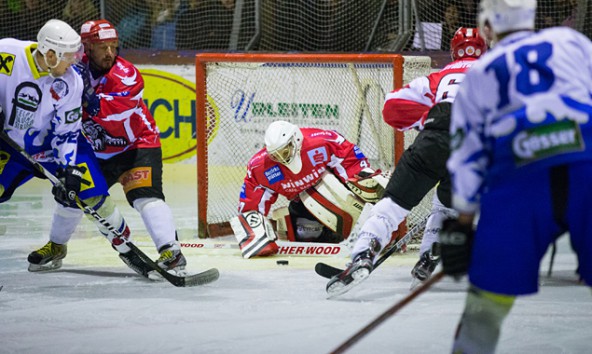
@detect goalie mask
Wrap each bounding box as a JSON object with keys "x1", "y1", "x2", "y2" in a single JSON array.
[
  {"x1": 265, "y1": 121, "x2": 304, "y2": 173},
  {"x1": 478, "y1": 0, "x2": 536, "y2": 38}
]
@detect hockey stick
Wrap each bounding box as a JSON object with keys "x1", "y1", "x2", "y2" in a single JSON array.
[
  {"x1": 330, "y1": 271, "x2": 445, "y2": 354},
  {"x1": 315, "y1": 215, "x2": 429, "y2": 279},
  {"x1": 0, "y1": 131, "x2": 219, "y2": 287}
]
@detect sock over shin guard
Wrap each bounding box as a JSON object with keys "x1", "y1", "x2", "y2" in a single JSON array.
[
  {"x1": 49, "y1": 204, "x2": 84, "y2": 245},
  {"x1": 82, "y1": 196, "x2": 132, "y2": 253},
  {"x1": 452, "y1": 286, "x2": 515, "y2": 354},
  {"x1": 133, "y1": 198, "x2": 177, "y2": 250}
]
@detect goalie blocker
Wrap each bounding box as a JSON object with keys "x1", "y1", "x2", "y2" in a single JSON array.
[{"x1": 231, "y1": 172, "x2": 372, "y2": 258}]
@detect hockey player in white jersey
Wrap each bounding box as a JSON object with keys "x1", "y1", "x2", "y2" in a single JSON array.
[
  {"x1": 0, "y1": 19, "x2": 151, "y2": 277},
  {"x1": 439, "y1": 0, "x2": 592, "y2": 352}
]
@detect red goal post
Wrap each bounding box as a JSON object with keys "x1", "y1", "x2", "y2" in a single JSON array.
[{"x1": 195, "y1": 53, "x2": 432, "y2": 239}]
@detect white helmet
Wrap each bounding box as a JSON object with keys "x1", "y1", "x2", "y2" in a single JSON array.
[
  {"x1": 478, "y1": 0, "x2": 536, "y2": 36},
  {"x1": 37, "y1": 19, "x2": 82, "y2": 65},
  {"x1": 264, "y1": 120, "x2": 304, "y2": 172}
]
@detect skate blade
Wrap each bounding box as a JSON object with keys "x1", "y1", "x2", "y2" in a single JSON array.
[
  {"x1": 410, "y1": 277, "x2": 425, "y2": 291},
  {"x1": 28, "y1": 259, "x2": 63, "y2": 272},
  {"x1": 326, "y1": 268, "x2": 371, "y2": 299},
  {"x1": 147, "y1": 268, "x2": 188, "y2": 281}
]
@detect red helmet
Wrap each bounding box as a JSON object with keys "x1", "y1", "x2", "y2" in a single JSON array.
[
  {"x1": 80, "y1": 20, "x2": 119, "y2": 45},
  {"x1": 450, "y1": 27, "x2": 487, "y2": 60}
]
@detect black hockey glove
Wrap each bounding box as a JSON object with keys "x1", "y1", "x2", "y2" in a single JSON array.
[
  {"x1": 423, "y1": 102, "x2": 451, "y2": 131},
  {"x1": 52, "y1": 165, "x2": 87, "y2": 207},
  {"x1": 74, "y1": 63, "x2": 100, "y2": 117},
  {"x1": 439, "y1": 218, "x2": 474, "y2": 279}
]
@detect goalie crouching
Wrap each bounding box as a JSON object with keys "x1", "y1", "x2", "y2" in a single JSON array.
[{"x1": 231, "y1": 120, "x2": 388, "y2": 259}]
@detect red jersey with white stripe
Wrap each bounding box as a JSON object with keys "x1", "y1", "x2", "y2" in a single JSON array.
[
  {"x1": 82, "y1": 55, "x2": 160, "y2": 159},
  {"x1": 239, "y1": 128, "x2": 370, "y2": 216},
  {"x1": 382, "y1": 58, "x2": 478, "y2": 131}
]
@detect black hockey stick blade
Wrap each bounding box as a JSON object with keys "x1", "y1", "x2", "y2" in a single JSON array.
[
  {"x1": 315, "y1": 262, "x2": 343, "y2": 279},
  {"x1": 127, "y1": 243, "x2": 219, "y2": 287},
  {"x1": 315, "y1": 216, "x2": 429, "y2": 280}
]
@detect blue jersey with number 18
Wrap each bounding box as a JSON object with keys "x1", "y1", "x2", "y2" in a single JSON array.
[{"x1": 449, "y1": 27, "x2": 592, "y2": 214}]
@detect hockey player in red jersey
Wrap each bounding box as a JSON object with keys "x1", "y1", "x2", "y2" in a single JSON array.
[
  {"x1": 74, "y1": 20, "x2": 186, "y2": 278},
  {"x1": 231, "y1": 120, "x2": 389, "y2": 258},
  {"x1": 326, "y1": 27, "x2": 488, "y2": 296}
]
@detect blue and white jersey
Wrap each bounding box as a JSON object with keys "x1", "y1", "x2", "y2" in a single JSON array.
[
  {"x1": 449, "y1": 27, "x2": 592, "y2": 214},
  {"x1": 0, "y1": 38, "x2": 83, "y2": 167}
]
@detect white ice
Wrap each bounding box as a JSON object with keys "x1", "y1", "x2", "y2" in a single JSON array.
[{"x1": 1, "y1": 177, "x2": 590, "y2": 354}]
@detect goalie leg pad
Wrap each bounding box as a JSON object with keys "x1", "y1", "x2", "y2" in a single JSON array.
[
  {"x1": 271, "y1": 206, "x2": 295, "y2": 241},
  {"x1": 300, "y1": 172, "x2": 363, "y2": 236},
  {"x1": 230, "y1": 211, "x2": 278, "y2": 259}
]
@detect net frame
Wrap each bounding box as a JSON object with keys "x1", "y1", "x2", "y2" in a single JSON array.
[{"x1": 195, "y1": 53, "x2": 430, "y2": 239}]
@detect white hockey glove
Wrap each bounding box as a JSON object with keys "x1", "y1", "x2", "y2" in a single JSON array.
[
  {"x1": 346, "y1": 168, "x2": 390, "y2": 203},
  {"x1": 230, "y1": 211, "x2": 278, "y2": 259}
]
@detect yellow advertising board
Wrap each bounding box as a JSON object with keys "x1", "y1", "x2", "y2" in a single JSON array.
[{"x1": 141, "y1": 69, "x2": 219, "y2": 163}]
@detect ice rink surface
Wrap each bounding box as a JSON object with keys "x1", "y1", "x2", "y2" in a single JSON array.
[{"x1": 1, "y1": 174, "x2": 591, "y2": 354}]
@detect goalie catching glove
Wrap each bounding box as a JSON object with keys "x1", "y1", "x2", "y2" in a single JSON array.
[
  {"x1": 439, "y1": 218, "x2": 474, "y2": 279},
  {"x1": 346, "y1": 168, "x2": 389, "y2": 203},
  {"x1": 230, "y1": 211, "x2": 278, "y2": 258}
]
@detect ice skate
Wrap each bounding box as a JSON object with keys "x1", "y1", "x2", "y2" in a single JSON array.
[
  {"x1": 410, "y1": 242, "x2": 440, "y2": 290},
  {"x1": 148, "y1": 241, "x2": 188, "y2": 281},
  {"x1": 326, "y1": 239, "x2": 379, "y2": 297},
  {"x1": 28, "y1": 241, "x2": 67, "y2": 272}
]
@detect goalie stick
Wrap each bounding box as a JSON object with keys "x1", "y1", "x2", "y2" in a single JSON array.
[
  {"x1": 315, "y1": 215, "x2": 429, "y2": 279},
  {"x1": 0, "y1": 131, "x2": 219, "y2": 287}
]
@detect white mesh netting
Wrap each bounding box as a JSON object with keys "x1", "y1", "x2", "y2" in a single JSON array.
[{"x1": 197, "y1": 54, "x2": 432, "y2": 239}]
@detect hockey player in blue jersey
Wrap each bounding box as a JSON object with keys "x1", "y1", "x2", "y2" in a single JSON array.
[
  {"x1": 0, "y1": 19, "x2": 150, "y2": 276},
  {"x1": 440, "y1": 0, "x2": 592, "y2": 352}
]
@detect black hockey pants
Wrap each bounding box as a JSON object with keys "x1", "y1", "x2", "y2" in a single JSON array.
[{"x1": 384, "y1": 102, "x2": 452, "y2": 210}]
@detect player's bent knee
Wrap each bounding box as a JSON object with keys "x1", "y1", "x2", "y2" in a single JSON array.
[
  {"x1": 372, "y1": 197, "x2": 409, "y2": 225},
  {"x1": 81, "y1": 195, "x2": 112, "y2": 215}
]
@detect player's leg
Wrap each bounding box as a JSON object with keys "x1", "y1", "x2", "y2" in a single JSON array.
[
  {"x1": 0, "y1": 143, "x2": 71, "y2": 271},
  {"x1": 411, "y1": 192, "x2": 456, "y2": 285},
  {"x1": 565, "y1": 162, "x2": 592, "y2": 288},
  {"x1": 105, "y1": 147, "x2": 185, "y2": 277},
  {"x1": 452, "y1": 287, "x2": 515, "y2": 354},
  {"x1": 327, "y1": 136, "x2": 443, "y2": 292},
  {"x1": 453, "y1": 169, "x2": 562, "y2": 351}
]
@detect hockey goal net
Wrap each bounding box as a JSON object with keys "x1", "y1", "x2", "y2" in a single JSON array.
[{"x1": 195, "y1": 53, "x2": 432, "y2": 241}]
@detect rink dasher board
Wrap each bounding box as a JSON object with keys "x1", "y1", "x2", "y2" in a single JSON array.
[{"x1": 137, "y1": 240, "x2": 351, "y2": 257}]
